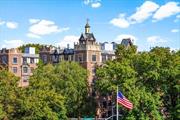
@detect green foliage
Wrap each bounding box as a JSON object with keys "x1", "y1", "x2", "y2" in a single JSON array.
[
  {"x1": 18, "y1": 43, "x2": 54, "y2": 54},
  {"x1": 0, "y1": 69, "x2": 67, "y2": 119},
  {"x1": 96, "y1": 45, "x2": 180, "y2": 119},
  {"x1": 30, "y1": 61, "x2": 91, "y2": 118},
  {"x1": 0, "y1": 70, "x2": 20, "y2": 119}
]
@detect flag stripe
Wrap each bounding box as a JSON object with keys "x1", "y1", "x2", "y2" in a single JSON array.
[
  {"x1": 118, "y1": 99, "x2": 133, "y2": 108},
  {"x1": 118, "y1": 99, "x2": 133, "y2": 109},
  {"x1": 118, "y1": 100, "x2": 132, "y2": 107},
  {"x1": 117, "y1": 92, "x2": 133, "y2": 110}
]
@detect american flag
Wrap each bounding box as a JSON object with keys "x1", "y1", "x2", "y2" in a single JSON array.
[{"x1": 117, "y1": 92, "x2": 133, "y2": 110}]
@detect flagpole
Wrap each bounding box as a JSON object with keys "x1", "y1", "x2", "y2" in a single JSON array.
[{"x1": 116, "y1": 86, "x2": 118, "y2": 120}]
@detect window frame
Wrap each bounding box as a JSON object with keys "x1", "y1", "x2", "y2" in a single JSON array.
[
  {"x1": 12, "y1": 57, "x2": 18, "y2": 64},
  {"x1": 12, "y1": 67, "x2": 17, "y2": 73},
  {"x1": 92, "y1": 54, "x2": 96, "y2": 62},
  {"x1": 23, "y1": 67, "x2": 28, "y2": 73}
]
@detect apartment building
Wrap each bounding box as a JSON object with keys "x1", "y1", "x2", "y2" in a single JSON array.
[{"x1": 0, "y1": 47, "x2": 39, "y2": 87}]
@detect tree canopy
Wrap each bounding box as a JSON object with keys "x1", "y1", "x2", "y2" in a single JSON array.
[
  {"x1": 30, "y1": 61, "x2": 91, "y2": 118},
  {"x1": 95, "y1": 45, "x2": 180, "y2": 120}
]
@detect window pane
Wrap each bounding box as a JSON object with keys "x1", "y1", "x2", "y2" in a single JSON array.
[
  {"x1": 13, "y1": 57, "x2": 17, "y2": 64},
  {"x1": 12, "y1": 67, "x2": 17, "y2": 73},
  {"x1": 30, "y1": 58, "x2": 34, "y2": 64},
  {"x1": 23, "y1": 67, "x2": 28, "y2": 73},
  {"x1": 92, "y1": 55, "x2": 96, "y2": 61},
  {"x1": 23, "y1": 58, "x2": 27, "y2": 64}
]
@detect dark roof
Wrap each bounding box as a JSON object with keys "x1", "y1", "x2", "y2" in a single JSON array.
[
  {"x1": 79, "y1": 33, "x2": 96, "y2": 41},
  {"x1": 121, "y1": 38, "x2": 133, "y2": 46},
  {"x1": 50, "y1": 48, "x2": 74, "y2": 55},
  {"x1": 63, "y1": 48, "x2": 74, "y2": 55}
]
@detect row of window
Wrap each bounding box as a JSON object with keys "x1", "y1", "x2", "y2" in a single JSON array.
[
  {"x1": 1, "y1": 56, "x2": 38, "y2": 64},
  {"x1": 23, "y1": 58, "x2": 36, "y2": 64},
  {"x1": 42, "y1": 54, "x2": 97, "y2": 63},
  {"x1": 2, "y1": 54, "x2": 114, "y2": 64},
  {"x1": 76, "y1": 54, "x2": 97, "y2": 62},
  {"x1": 12, "y1": 67, "x2": 34, "y2": 74}
]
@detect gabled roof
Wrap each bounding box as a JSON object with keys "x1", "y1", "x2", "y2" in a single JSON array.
[{"x1": 79, "y1": 33, "x2": 96, "y2": 41}]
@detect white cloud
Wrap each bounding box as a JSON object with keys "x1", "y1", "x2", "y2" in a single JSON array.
[
  {"x1": 129, "y1": 1, "x2": 159, "y2": 23},
  {"x1": 6, "y1": 22, "x2": 18, "y2": 29},
  {"x1": 110, "y1": 14, "x2": 130, "y2": 28},
  {"x1": 110, "y1": 1, "x2": 159, "y2": 28},
  {"x1": 84, "y1": 0, "x2": 101, "y2": 8},
  {"x1": 147, "y1": 36, "x2": 167, "y2": 45},
  {"x1": 1, "y1": 40, "x2": 24, "y2": 49},
  {"x1": 153, "y1": 2, "x2": 180, "y2": 21},
  {"x1": 57, "y1": 35, "x2": 79, "y2": 48},
  {"x1": 29, "y1": 19, "x2": 40, "y2": 24},
  {"x1": 171, "y1": 29, "x2": 179, "y2": 33},
  {"x1": 84, "y1": 0, "x2": 91, "y2": 5},
  {"x1": 114, "y1": 34, "x2": 137, "y2": 44},
  {"x1": 27, "y1": 33, "x2": 41, "y2": 39},
  {"x1": 91, "y1": 2, "x2": 101, "y2": 8},
  {"x1": 28, "y1": 19, "x2": 69, "y2": 36}
]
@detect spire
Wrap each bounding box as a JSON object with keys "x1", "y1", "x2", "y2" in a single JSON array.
[{"x1": 85, "y1": 19, "x2": 90, "y2": 33}]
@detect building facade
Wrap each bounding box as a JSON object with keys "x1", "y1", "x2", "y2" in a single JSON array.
[{"x1": 0, "y1": 47, "x2": 39, "y2": 87}]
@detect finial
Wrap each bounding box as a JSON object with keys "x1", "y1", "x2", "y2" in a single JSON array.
[{"x1": 87, "y1": 18, "x2": 89, "y2": 23}]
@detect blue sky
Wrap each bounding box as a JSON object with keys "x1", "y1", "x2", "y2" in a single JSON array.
[{"x1": 0, "y1": 0, "x2": 179, "y2": 51}]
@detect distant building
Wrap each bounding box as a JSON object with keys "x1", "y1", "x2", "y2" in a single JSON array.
[
  {"x1": 0, "y1": 48, "x2": 22, "y2": 77},
  {"x1": 121, "y1": 38, "x2": 133, "y2": 47},
  {"x1": 0, "y1": 47, "x2": 39, "y2": 87},
  {"x1": 21, "y1": 47, "x2": 39, "y2": 86},
  {"x1": 74, "y1": 20, "x2": 101, "y2": 86},
  {"x1": 100, "y1": 42, "x2": 116, "y2": 62}
]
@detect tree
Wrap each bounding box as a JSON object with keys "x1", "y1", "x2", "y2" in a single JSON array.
[
  {"x1": 0, "y1": 69, "x2": 21, "y2": 119},
  {"x1": 22, "y1": 64, "x2": 67, "y2": 120},
  {"x1": 30, "y1": 61, "x2": 90, "y2": 118},
  {"x1": 0, "y1": 68, "x2": 67, "y2": 120},
  {"x1": 95, "y1": 45, "x2": 166, "y2": 119},
  {"x1": 18, "y1": 43, "x2": 54, "y2": 54}
]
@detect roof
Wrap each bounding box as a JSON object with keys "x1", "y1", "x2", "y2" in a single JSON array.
[
  {"x1": 63, "y1": 48, "x2": 74, "y2": 55},
  {"x1": 50, "y1": 48, "x2": 74, "y2": 55},
  {"x1": 79, "y1": 33, "x2": 96, "y2": 41},
  {"x1": 121, "y1": 38, "x2": 133, "y2": 46}
]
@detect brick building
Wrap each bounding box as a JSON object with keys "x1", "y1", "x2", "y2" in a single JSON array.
[{"x1": 0, "y1": 47, "x2": 39, "y2": 87}]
